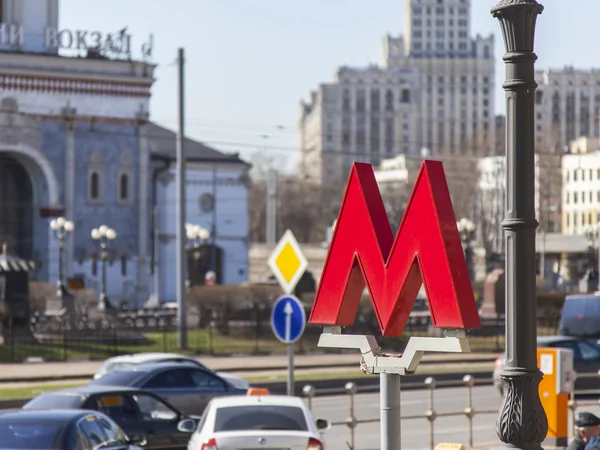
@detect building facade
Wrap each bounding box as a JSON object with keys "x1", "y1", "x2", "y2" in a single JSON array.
[
  {"x1": 561, "y1": 137, "x2": 600, "y2": 235},
  {"x1": 535, "y1": 68, "x2": 600, "y2": 153},
  {"x1": 299, "y1": 0, "x2": 495, "y2": 185},
  {"x1": 0, "y1": 0, "x2": 250, "y2": 307}
]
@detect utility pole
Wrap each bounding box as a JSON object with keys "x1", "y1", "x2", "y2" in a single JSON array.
[
  {"x1": 492, "y1": 2, "x2": 548, "y2": 450},
  {"x1": 176, "y1": 47, "x2": 187, "y2": 350},
  {"x1": 266, "y1": 168, "x2": 277, "y2": 243}
]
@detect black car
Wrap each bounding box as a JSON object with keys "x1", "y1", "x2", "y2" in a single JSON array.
[
  {"x1": 0, "y1": 409, "x2": 145, "y2": 450},
  {"x1": 88, "y1": 362, "x2": 247, "y2": 416},
  {"x1": 24, "y1": 386, "x2": 197, "y2": 450}
]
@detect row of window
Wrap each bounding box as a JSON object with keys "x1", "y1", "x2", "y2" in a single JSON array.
[
  {"x1": 413, "y1": 41, "x2": 469, "y2": 51},
  {"x1": 413, "y1": 5, "x2": 468, "y2": 15},
  {"x1": 565, "y1": 211, "x2": 600, "y2": 228},
  {"x1": 414, "y1": 30, "x2": 467, "y2": 39},
  {"x1": 427, "y1": 75, "x2": 490, "y2": 85},
  {"x1": 565, "y1": 191, "x2": 600, "y2": 205},
  {"x1": 88, "y1": 169, "x2": 132, "y2": 203},
  {"x1": 565, "y1": 168, "x2": 600, "y2": 183}
]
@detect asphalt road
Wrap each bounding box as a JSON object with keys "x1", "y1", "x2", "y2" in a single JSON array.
[{"x1": 309, "y1": 385, "x2": 600, "y2": 450}]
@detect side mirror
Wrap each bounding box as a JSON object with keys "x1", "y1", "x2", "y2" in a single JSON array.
[
  {"x1": 315, "y1": 418, "x2": 330, "y2": 431},
  {"x1": 177, "y1": 418, "x2": 197, "y2": 433},
  {"x1": 128, "y1": 433, "x2": 147, "y2": 447}
]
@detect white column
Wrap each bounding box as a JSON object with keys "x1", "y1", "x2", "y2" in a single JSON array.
[{"x1": 136, "y1": 118, "x2": 150, "y2": 307}]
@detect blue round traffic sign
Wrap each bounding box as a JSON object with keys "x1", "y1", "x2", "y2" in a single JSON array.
[{"x1": 271, "y1": 295, "x2": 306, "y2": 344}]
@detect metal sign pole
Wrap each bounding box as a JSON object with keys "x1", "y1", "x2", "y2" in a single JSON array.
[
  {"x1": 287, "y1": 342, "x2": 295, "y2": 396},
  {"x1": 381, "y1": 372, "x2": 401, "y2": 450}
]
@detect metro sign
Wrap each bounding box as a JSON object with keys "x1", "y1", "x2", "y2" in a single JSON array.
[{"x1": 309, "y1": 160, "x2": 481, "y2": 336}]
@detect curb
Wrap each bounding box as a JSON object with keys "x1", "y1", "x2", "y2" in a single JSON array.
[{"x1": 0, "y1": 357, "x2": 496, "y2": 384}]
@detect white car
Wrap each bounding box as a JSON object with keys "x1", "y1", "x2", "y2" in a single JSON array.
[
  {"x1": 93, "y1": 353, "x2": 249, "y2": 390},
  {"x1": 187, "y1": 393, "x2": 330, "y2": 450}
]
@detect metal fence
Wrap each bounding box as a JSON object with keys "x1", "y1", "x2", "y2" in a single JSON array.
[
  {"x1": 302, "y1": 375, "x2": 498, "y2": 450},
  {"x1": 303, "y1": 372, "x2": 600, "y2": 450}
]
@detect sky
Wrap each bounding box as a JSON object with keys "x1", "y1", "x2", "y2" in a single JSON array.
[{"x1": 60, "y1": 0, "x2": 600, "y2": 174}]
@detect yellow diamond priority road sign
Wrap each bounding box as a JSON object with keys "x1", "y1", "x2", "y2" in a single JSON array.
[{"x1": 267, "y1": 229, "x2": 308, "y2": 295}]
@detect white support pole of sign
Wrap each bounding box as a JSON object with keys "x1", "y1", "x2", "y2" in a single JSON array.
[
  {"x1": 287, "y1": 343, "x2": 295, "y2": 396},
  {"x1": 381, "y1": 373, "x2": 401, "y2": 450}
]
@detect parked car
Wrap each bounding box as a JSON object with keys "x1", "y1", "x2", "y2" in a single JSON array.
[
  {"x1": 493, "y1": 336, "x2": 600, "y2": 395},
  {"x1": 187, "y1": 394, "x2": 330, "y2": 450},
  {"x1": 0, "y1": 409, "x2": 145, "y2": 450},
  {"x1": 94, "y1": 353, "x2": 249, "y2": 390},
  {"x1": 89, "y1": 362, "x2": 248, "y2": 416},
  {"x1": 559, "y1": 294, "x2": 600, "y2": 337},
  {"x1": 23, "y1": 385, "x2": 197, "y2": 450}
]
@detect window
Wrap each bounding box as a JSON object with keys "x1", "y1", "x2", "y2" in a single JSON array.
[
  {"x1": 97, "y1": 416, "x2": 129, "y2": 446},
  {"x1": 90, "y1": 171, "x2": 100, "y2": 200},
  {"x1": 133, "y1": 394, "x2": 178, "y2": 421},
  {"x1": 121, "y1": 256, "x2": 127, "y2": 276},
  {"x1": 577, "y1": 341, "x2": 600, "y2": 361},
  {"x1": 144, "y1": 369, "x2": 195, "y2": 389},
  {"x1": 214, "y1": 405, "x2": 309, "y2": 432},
  {"x1": 78, "y1": 417, "x2": 105, "y2": 448},
  {"x1": 188, "y1": 369, "x2": 227, "y2": 389},
  {"x1": 119, "y1": 173, "x2": 129, "y2": 201},
  {"x1": 401, "y1": 89, "x2": 411, "y2": 103}
]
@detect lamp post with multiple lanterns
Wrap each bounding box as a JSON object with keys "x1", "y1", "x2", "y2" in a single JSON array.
[
  {"x1": 49, "y1": 217, "x2": 74, "y2": 297},
  {"x1": 91, "y1": 225, "x2": 117, "y2": 310},
  {"x1": 185, "y1": 223, "x2": 211, "y2": 287}
]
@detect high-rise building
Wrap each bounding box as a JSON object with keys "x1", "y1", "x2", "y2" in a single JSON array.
[
  {"x1": 299, "y1": 0, "x2": 496, "y2": 185},
  {"x1": 535, "y1": 68, "x2": 600, "y2": 153}
]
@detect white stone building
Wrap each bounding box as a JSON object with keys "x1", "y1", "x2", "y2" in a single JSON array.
[
  {"x1": 299, "y1": 0, "x2": 495, "y2": 185},
  {"x1": 562, "y1": 137, "x2": 600, "y2": 235}
]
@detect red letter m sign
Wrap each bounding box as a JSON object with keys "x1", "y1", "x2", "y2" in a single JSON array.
[{"x1": 309, "y1": 160, "x2": 481, "y2": 336}]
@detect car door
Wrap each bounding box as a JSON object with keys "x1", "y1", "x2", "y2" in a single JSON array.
[
  {"x1": 130, "y1": 392, "x2": 189, "y2": 450},
  {"x1": 142, "y1": 368, "x2": 197, "y2": 416},
  {"x1": 82, "y1": 394, "x2": 148, "y2": 448},
  {"x1": 186, "y1": 368, "x2": 233, "y2": 414}
]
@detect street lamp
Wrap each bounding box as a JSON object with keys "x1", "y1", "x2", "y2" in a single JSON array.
[
  {"x1": 583, "y1": 224, "x2": 600, "y2": 291},
  {"x1": 492, "y1": 1, "x2": 547, "y2": 449},
  {"x1": 457, "y1": 218, "x2": 476, "y2": 282},
  {"x1": 91, "y1": 225, "x2": 117, "y2": 310},
  {"x1": 49, "y1": 217, "x2": 74, "y2": 297},
  {"x1": 185, "y1": 224, "x2": 211, "y2": 287}
]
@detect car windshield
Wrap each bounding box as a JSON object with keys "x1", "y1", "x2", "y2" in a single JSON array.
[
  {"x1": 214, "y1": 405, "x2": 308, "y2": 432},
  {"x1": 99, "y1": 362, "x2": 135, "y2": 375},
  {"x1": 24, "y1": 393, "x2": 84, "y2": 410},
  {"x1": 0, "y1": 422, "x2": 62, "y2": 449},
  {"x1": 90, "y1": 370, "x2": 142, "y2": 386}
]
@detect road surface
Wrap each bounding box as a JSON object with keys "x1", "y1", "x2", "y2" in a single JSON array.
[{"x1": 310, "y1": 385, "x2": 598, "y2": 450}]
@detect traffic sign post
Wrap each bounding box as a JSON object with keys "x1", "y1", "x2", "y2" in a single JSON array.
[
  {"x1": 308, "y1": 161, "x2": 480, "y2": 450},
  {"x1": 271, "y1": 294, "x2": 306, "y2": 396},
  {"x1": 267, "y1": 230, "x2": 308, "y2": 396}
]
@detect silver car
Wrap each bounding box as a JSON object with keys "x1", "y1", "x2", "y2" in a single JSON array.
[
  {"x1": 93, "y1": 353, "x2": 249, "y2": 390},
  {"x1": 89, "y1": 361, "x2": 248, "y2": 416}
]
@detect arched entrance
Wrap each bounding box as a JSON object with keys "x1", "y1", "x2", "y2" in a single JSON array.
[{"x1": 0, "y1": 155, "x2": 33, "y2": 259}]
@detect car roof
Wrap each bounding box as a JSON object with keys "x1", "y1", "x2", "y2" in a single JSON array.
[
  {"x1": 537, "y1": 335, "x2": 580, "y2": 344},
  {"x1": 36, "y1": 385, "x2": 143, "y2": 396},
  {"x1": 208, "y1": 395, "x2": 306, "y2": 409},
  {"x1": 105, "y1": 353, "x2": 197, "y2": 365},
  {"x1": 0, "y1": 409, "x2": 96, "y2": 422},
  {"x1": 107, "y1": 361, "x2": 203, "y2": 374}
]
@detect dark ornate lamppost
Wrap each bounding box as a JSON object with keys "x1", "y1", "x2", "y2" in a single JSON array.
[
  {"x1": 492, "y1": 1, "x2": 548, "y2": 449},
  {"x1": 49, "y1": 217, "x2": 74, "y2": 297},
  {"x1": 91, "y1": 225, "x2": 117, "y2": 311}
]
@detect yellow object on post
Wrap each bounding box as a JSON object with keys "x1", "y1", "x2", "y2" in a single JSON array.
[{"x1": 537, "y1": 347, "x2": 574, "y2": 448}]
